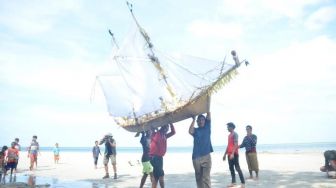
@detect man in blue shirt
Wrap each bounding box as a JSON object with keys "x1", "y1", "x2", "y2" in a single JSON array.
[{"x1": 189, "y1": 111, "x2": 213, "y2": 188}]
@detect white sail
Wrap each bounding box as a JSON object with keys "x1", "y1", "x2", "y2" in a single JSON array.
[{"x1": 96, "y1": 9, "x2": 246, "y2": 132}]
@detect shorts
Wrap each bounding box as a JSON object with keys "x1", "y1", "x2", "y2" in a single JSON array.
[
  {"x1": 142, "y1": 161, "x2": 153, "y2": 175},
  {"x1": 150, "y1": 156, "x2": 164, "y2": 179},
  {"x1": 30, "y1": 153, "x2": 37, "y2": 161},
  {"x1": 54, "y1": 154, "x2": 59, "y2": 160},
  {"x1": 6, "y1": 162, "x2": 16, "y2": 170},
  {"x1": 104, "y1": 154, "x2": 116, "y2": 165},
  {"x1": 246, "y1": 152, "x2": 259, "y2": 171}
]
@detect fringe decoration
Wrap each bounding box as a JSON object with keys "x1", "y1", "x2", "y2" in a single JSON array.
[
  {"x1": 207, "y1": 69, "x2": 239, "y2": 96},
  {"x1": 115, "y1": 67, "x2": 240, "y2": 128}
]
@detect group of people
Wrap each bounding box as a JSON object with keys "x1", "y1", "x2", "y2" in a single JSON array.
[
  {"x1": 138, "y1": 123, "x2": 176, "y2": 188},
  {"x1": 0, "y1": 135, "x2": 63, "y2": 183},
  {"x1": 2, "y1": 118, "x2": 332, "y2": 187},
  {"x1": 0, "y1": 135, "x2": 42, "y2": 180},
  {"x1": 92, "y1": 111, "x2": 259, "y2": 188},
  {"x1": 0, "y1": 138, "x2": 20, "y2": 179},
  {"x1": 189, "y1": 112, "x2": 259, "y2": 188},
  {"x1": 129, "y1": 111, "x2": 259, "y2": 188},
  {"x1": 91, "y1": 123, "x2": 177, "y2": 188}
]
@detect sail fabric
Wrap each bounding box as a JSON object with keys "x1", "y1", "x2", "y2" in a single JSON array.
[{"x1": 97, "y1": 22, "x2": 240, "y2": 130}]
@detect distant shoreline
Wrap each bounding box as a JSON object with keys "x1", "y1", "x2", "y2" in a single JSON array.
[{"x1": 18, "y1": 142, "x2": 336, "y2": 153}]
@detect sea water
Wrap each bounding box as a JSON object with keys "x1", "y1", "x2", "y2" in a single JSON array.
[{"x1": 38, "y1": 142, "x2": 336, "y2": 154}]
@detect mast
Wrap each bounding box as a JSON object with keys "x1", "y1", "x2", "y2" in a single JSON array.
[{"x1": 126, "y1": 2, "x2": 176, "y2": 100}]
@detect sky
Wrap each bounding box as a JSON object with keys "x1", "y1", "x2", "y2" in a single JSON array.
[{"x1": 0, "y1": 0, "x2": 336, "y2": 148}]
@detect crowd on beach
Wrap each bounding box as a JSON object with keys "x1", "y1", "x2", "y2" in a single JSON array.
[
  {"x1": 0, "y1": 136, "x2": 41, "y2": 181},
  {"x1": 1, "y1": 114, "x2": 335, "y2": 188},
  {"x1": 0, "y1": 135, "x2": 61, "y2": 183},
  {"x1": 92, "y1": 111, "x2": 259, "y2": 188},
  {"x1": 93, "y1": 111, "x2": 336, "y2": 188}
]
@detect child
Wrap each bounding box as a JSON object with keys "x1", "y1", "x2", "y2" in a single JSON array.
[
  {"x1": 53, "y1": 143, "x2": 60, "y2": 164},
  {"x1": 5, "y1": 142, "x2": 19, "y2": 176},
  {"x1": 13, "y1": 138, "x2": 21, "y2": 173},
  {"x1": 0, "y1": 146, "x2": 8, "y2": 179},
  {"x1": 92, "y1": 141, "x2": 101, "y2": 169},
  {"x1": 28, "y1": 135, "x2": 39, "y2": 170}
]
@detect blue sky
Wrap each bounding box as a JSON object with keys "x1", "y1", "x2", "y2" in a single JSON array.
[{"x1": 1, "y1": 0, "x2": 336, "y2": 148}]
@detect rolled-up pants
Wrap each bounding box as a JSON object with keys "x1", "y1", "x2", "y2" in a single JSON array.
[{"x1": 192, "y1": 154, "x2": 211, "y2": 188}]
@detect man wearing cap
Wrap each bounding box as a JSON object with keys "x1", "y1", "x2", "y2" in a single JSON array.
[
  {"x1": 223, "y1": 122, "x2": 245, "y2": 188},
  {"x1": 100, "y1": 133, "x2": 117, "y2": 179}
]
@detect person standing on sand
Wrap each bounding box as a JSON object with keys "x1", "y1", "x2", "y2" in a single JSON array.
[
  {"x1": 100, "y1": 133, "x2": 117, "y2": 179},
  {"x1": 92, "y1": 141, "x2": 101, "y2": 169},
  {"x1": 5, "y1": 142, "x2": 19, "y2": 176},
  {"x1": 13, "y1": 138, "x2": 21, "y2": 173},
  {"x1": 189, "y1": 112, "x2": 213, "y2": 188},
  {"x1": 223, "y1": 122, "x2": 245, "y2": 188},
  {"x1": 239, "y1": 125, "x2": 259, "y2": 179},
  {"x1": 0, "y1": 146, "x2": 8, "y2": 180},
  {"x1": 150, "y1": 124, "x2": 175, "y2": 188},
  {"x1": 28, "y1": 135, "x2": 40, "y2": 170},
  {"x1": 138, "y1": 130, "x2": 154, "y2": 188},
  {"x1": 53, "y1": 143, "x2": 60, "y2": 164}
]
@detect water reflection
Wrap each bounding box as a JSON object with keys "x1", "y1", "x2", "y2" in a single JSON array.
[
  {"x1": 0, "y1": 174, "x2": 53, "y2": 187},
  {"x1": 27, "y1": 175, "x2": 36, "y2": 186},
  {"x1": 0, "y1": 174, "x2": 116, "y2": 188},
  {"x1": 0, "y1": 174, "x2": 19, "y2": 185}
]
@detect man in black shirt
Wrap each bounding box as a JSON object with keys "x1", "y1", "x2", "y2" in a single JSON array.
[{"x1": 138, "y1": 130, "x2": 154, "y2": 188}]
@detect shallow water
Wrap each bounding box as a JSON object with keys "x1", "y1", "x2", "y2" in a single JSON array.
[{"x1": 0, "y1": 174, "x2": 109, "y2": 188}]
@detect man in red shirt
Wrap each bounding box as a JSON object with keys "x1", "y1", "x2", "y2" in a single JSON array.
[
  {"x1": 223, "y1": 122, "x2": 245, "y2": 188},
  {"x1": 149, "y1": 123, "x2": 175, "y2": 188}
]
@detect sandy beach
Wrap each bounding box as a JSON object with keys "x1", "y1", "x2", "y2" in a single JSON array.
[{"x1": 0, "y1": 151, "x2": 335, "y2": 188}]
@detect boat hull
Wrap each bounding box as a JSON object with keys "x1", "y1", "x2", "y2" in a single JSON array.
[{"x1": 121, "y1": 95, "x2": 210, "y2": 132}]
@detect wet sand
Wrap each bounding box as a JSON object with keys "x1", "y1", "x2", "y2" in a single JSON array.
[{"x1": 0, "y1": 151, "x2": 335, "y2": 188}]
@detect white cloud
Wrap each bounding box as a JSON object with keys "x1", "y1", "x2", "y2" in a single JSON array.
[
  {"x1": 187, "y1": 20, "x2": 243, "y2": 40},
  {"x1": 208, "y1": 35, "x2": 336, "y2": 144},
  {"x1": 0, "y1": 1, "x2": 81, "y2": 35},
  {"x1": 218, "y1": 0, "x2": 323, "y2": 21},
  {"x1": 26, "y1": 105, "x2": 110, "y2": 125},
  {"x1": 214, "y1": 35, "x2": 336, "y2": 109},
  {"x1": 0, "y1": 51, "x2": 100, "y2": 100},
  {"x1": 305, "y1": 6, "x2": 336, "y2": 30}
]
